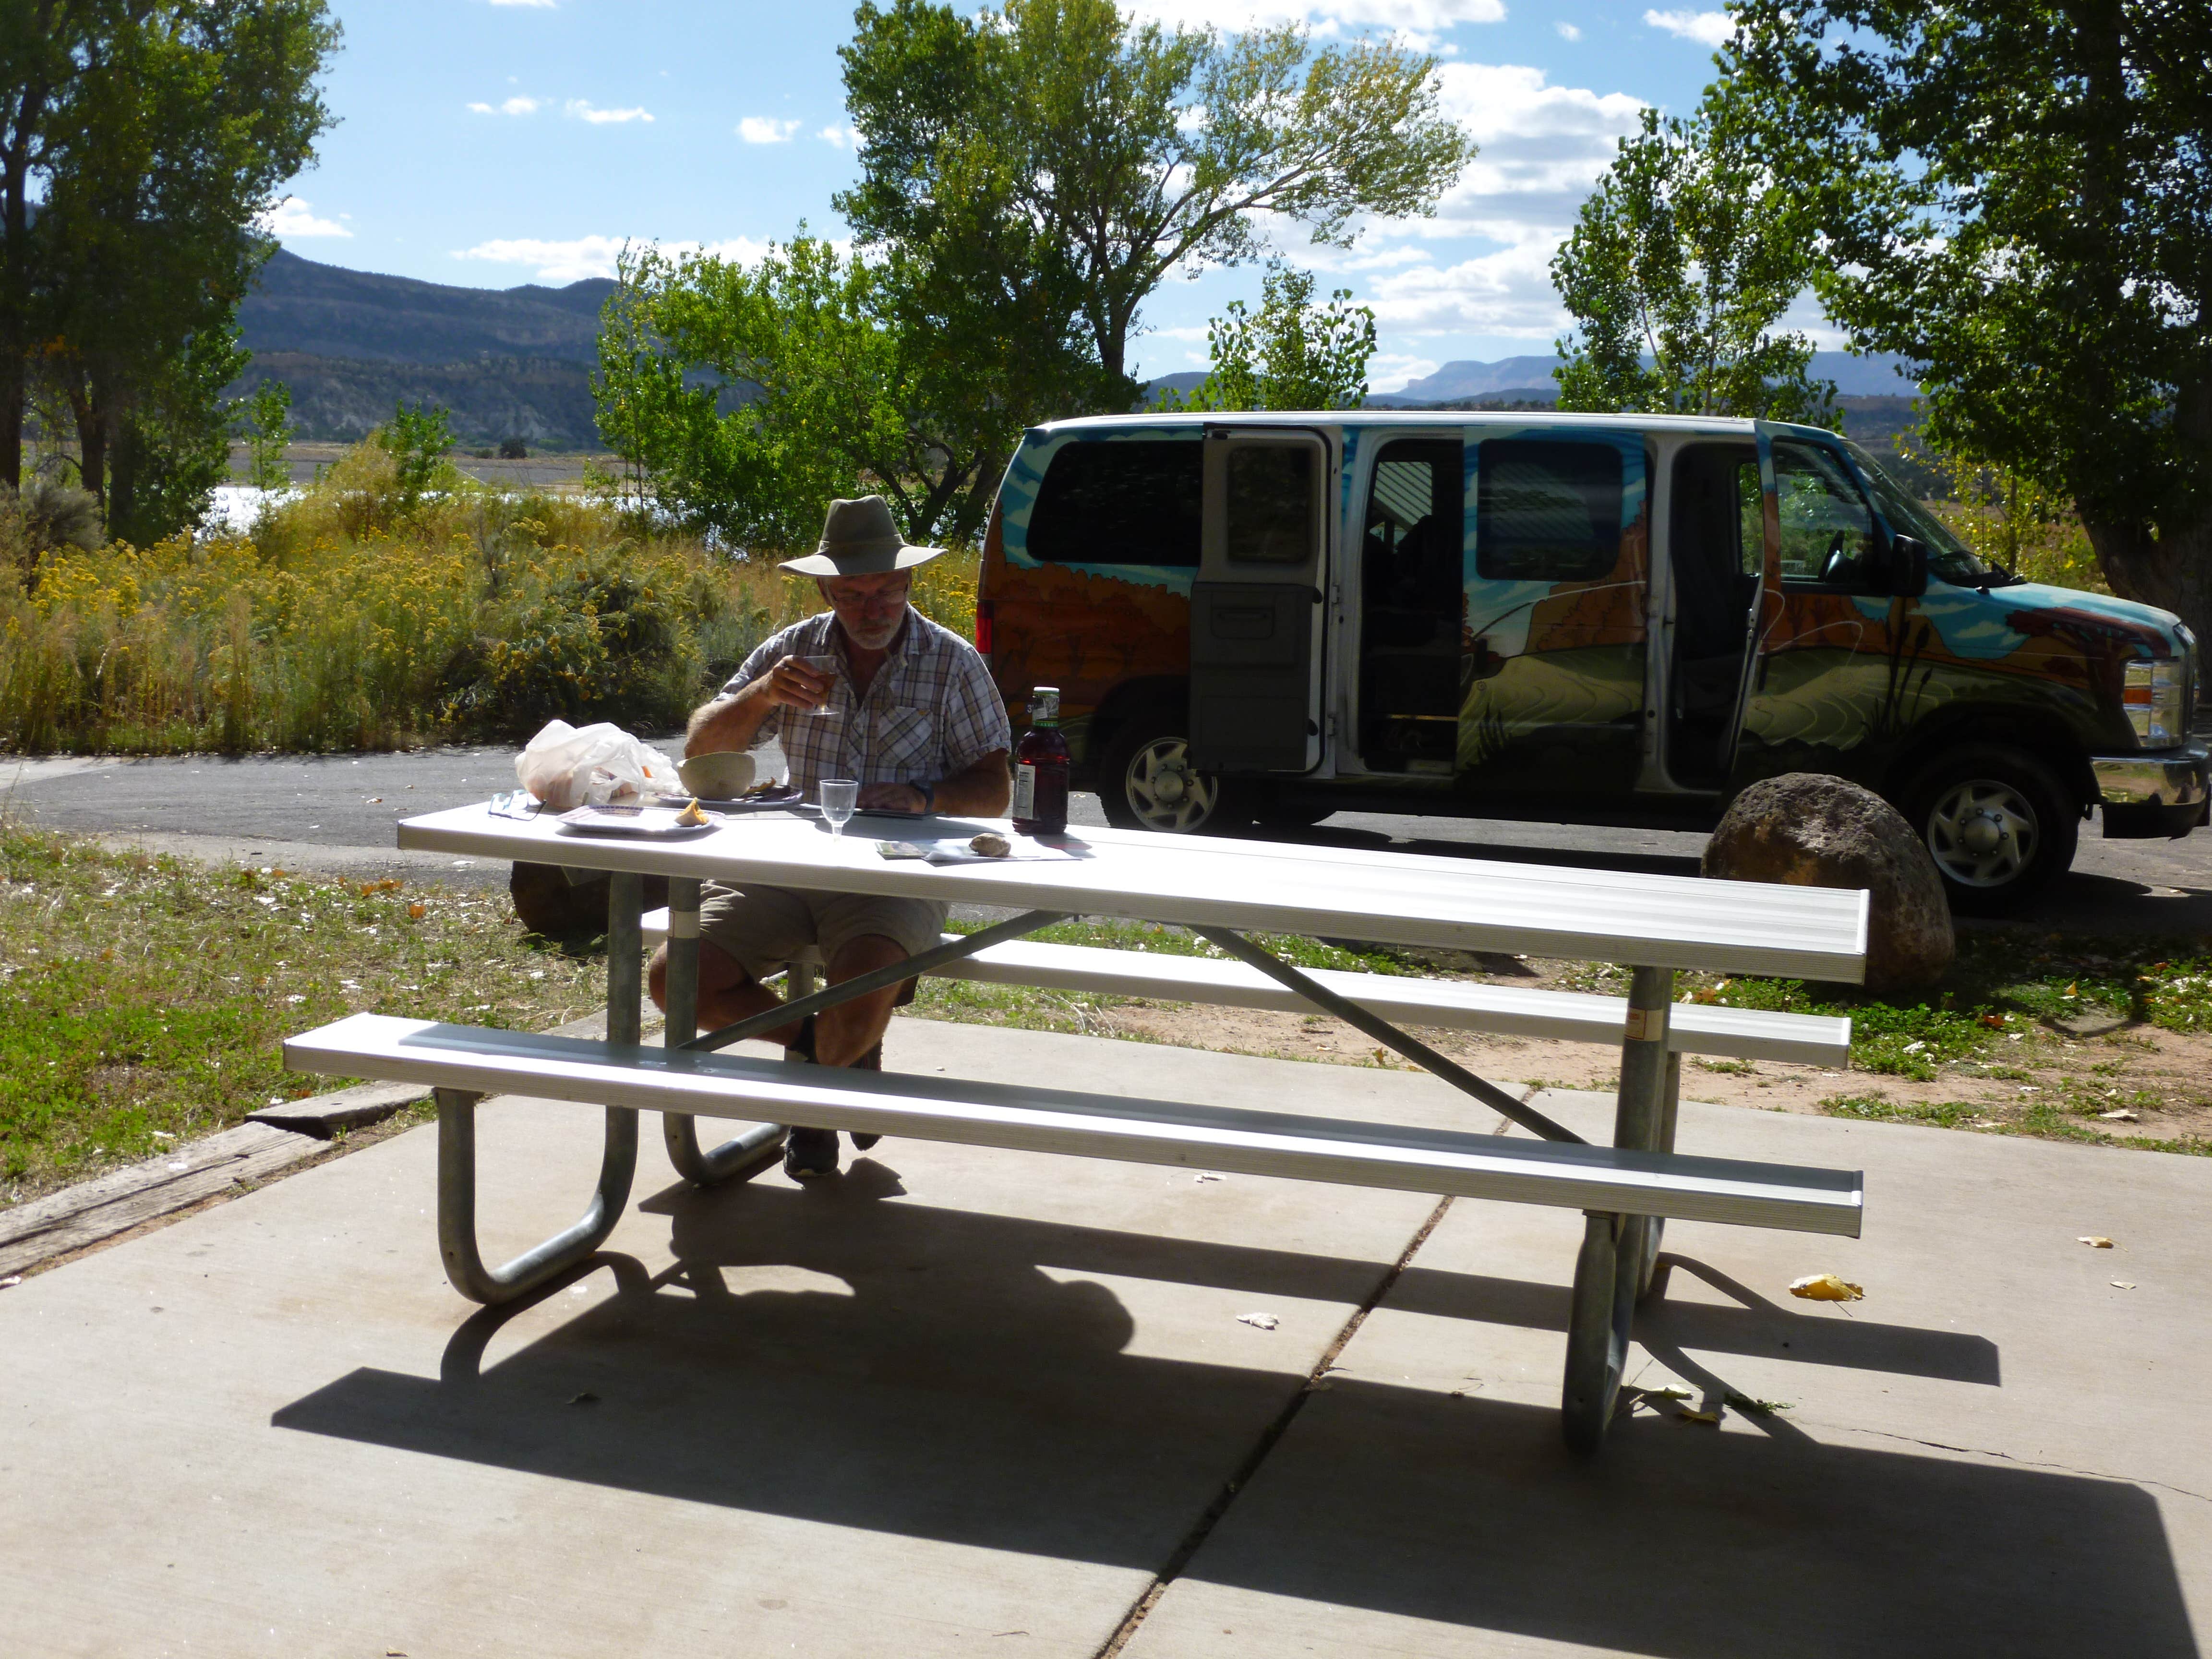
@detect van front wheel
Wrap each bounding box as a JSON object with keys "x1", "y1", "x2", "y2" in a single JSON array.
[
  {"x1": 1099, "y1": 720, "x2": 1242, "y2": 834},
  {"x1": 1905, "y1": 745, "x2": 2079, "y2": 915}
]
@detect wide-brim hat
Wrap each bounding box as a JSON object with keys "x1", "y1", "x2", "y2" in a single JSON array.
[{"x1": 779, "y1": 494, "x2": 944, "y2": 577}]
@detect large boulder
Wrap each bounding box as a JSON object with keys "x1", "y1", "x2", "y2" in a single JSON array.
[{"x1": 1703, "y1": 772, "x2": 1954, "y2": 997}]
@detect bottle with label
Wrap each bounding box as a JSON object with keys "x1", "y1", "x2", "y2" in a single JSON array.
[{"x1": 1010, "y1": 685, "x2": 1071, "y2": 835}]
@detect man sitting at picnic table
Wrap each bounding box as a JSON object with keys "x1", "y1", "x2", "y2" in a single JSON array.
[{"x1": 648, "y1": 494, "x2": 1011, "y2": 1179}]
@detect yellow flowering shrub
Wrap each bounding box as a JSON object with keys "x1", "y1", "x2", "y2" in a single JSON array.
[{"x1": 0, "y1": 439, "x2": 986, "y2": 755}]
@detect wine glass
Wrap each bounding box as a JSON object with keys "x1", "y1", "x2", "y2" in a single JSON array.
[
  {"x1": 798, "y1": 654, "x2": 841, "y2": 716},
  {"x1": 820, "y1": 778, "x2": 859, "y2": 837}
]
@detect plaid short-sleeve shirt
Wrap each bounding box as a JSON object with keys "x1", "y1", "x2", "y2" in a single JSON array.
[{"x1": 724, "y1": 608, "x2": 1010, "y2": 796}]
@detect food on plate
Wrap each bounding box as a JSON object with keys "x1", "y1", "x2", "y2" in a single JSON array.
[
  {"x1": 743, "y1": 777, "x2": 782, "y2": 797},
  {"x1": 969, "y1": 831, "x2": 1011, "y2": 858},
  {"x1": 674, "y1": 797, "x2": 710, "y2": 828}
]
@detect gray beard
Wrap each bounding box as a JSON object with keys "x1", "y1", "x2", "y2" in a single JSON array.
[{"x1": 839, "y1": 612, "x2": 904, "y2": 651}]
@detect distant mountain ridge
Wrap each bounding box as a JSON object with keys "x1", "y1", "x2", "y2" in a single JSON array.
[
  {"x1": 229, "y1": 250, "x2": 613, "y2": 448},
  {"x1": 240, "y1": 249, "x2": 613, "y2": 363},
  {"x1": 1365, "y1": 350, "x2": 1922, "y2": 407}
]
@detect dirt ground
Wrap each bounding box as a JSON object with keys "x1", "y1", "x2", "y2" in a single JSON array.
[{"x1": 1034, "y1": 962, "x2": 2212, "y2": 1151}]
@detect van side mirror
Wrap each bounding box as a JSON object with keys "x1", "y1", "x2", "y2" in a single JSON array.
[{"x1": 1889, "y1": 535, "x2": 1930, "y2": 599}]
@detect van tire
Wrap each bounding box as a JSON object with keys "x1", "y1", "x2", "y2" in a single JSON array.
[
  {"x1": 1903, "y1": 744, "x2": 2079, "y2": 915},
  {"x1": 1098, "y1": 717, "x2": 1245, "y2": 834}
]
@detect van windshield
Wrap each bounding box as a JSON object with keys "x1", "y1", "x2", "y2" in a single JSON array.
[{"x1": 1838, "y1": 439, "x2": 2002, "y2": 587}]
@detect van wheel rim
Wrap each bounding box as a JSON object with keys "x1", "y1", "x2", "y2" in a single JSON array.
[
  {"x1": 1126, "y1": 737, "x2": 1217, "y2": 831},
  {"x1": 1926, "y1": 779, "x2": 2038, "y2": 887}
]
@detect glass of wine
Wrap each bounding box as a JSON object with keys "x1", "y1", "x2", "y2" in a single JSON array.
[{"x1": 819, "y1": 778, "x2": 859, "y2": 837}]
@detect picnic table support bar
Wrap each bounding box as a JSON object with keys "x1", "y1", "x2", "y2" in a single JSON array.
[
  {"x1": 436, "y1": 1086, "x2": 637, "y2": 1305},
  {"x1": 1190, "y1": 926, "x2": 1586, "y2": 1146},
  {"x1": 1562, "y1": 964, "x2": 1675, "y2": 1452},
  {"x1": 658, "y1": 877, "x2": 787, "y2": 1186},
  {"x1": 681, "y1": 909, "x2": 1072, "y2": 1055}
]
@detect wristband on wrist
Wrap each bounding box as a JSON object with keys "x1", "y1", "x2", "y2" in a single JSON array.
[{"x1": 916, "y1": 781, "x2": 937, "y2": 813}]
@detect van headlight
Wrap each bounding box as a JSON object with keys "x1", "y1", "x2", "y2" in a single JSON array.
[{"x1": 2124, "y1": 657, "x2": 2186, "y2": 746}]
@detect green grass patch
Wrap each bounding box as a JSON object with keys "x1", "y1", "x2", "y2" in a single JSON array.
[
  {"x1": 0, "y1": 820, "x2": 608, "y2": 1203},
  {"x1": 1819, "y1": 1093, "x2": 1985, "y2": 1129}
]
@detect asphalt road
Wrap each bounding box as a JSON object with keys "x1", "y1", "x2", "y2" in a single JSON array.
[{"x1": 8, "y1": 744, "x2": 2211, "y2": 937}]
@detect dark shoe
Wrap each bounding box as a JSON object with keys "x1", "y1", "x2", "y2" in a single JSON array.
[
  {"x1": 782, "y1": 1126, "x2": 840, "y2": 1179},
  {"x1": 848, "y1": 1041, "x2": 883, "y2": 1150}
]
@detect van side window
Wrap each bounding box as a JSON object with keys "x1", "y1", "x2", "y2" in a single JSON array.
[
  {"x1": 1027, "y1": 440, "x2": 1202, "y2": 566},
  {"x1": 1476, "y1": 440, "x2": 1622, "y2": 582},
  {"x1": 1773, "y1": 441, "x2": 1878, "y2": 588},
  {"x1": 1225, "y1": 445, "x2": 1315, "y2": 565}
]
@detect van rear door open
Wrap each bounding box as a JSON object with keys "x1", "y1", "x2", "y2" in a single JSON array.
[{"x1": 1190, "y1": 427, "x2": 1330, "y2": 774}]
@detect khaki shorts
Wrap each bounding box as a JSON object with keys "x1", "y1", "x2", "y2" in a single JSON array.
[{"x1": 695, "y1": 881, "x2": 948, "y2": 980}]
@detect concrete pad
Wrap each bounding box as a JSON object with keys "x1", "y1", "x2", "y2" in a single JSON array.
[
  {"x1": 0, "y1": 1022, "x2": 1505, "y2": 1659},
  {"x1": 1123, "y1": 1089, "x2": 2212, "y2": 1659}
]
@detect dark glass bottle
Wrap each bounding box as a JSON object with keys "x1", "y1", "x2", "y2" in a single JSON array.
[{"x1": 1011, "y1": 685, "x2": 1070, "y2": 835}]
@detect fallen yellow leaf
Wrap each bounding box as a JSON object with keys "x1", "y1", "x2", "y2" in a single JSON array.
[
  {"x1": 1677, "y1": 1407, "x2": 1720, "y2": 1425},
  {"x1": 2078, "y1": 1236, "x2": 2115, "y2": 1249},
  {"x1": 407, "y1": 902, "x2": 426, "y2": 919},
  {"x1": 1790, "y1": 1273, "x2": 1864, "y2": 1302}
]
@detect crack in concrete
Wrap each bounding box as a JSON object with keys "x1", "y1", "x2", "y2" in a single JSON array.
[
  {"x1": 1848, "y1": 1427, "x2": 2212, "y2": 1506},
  {"x1": 1092, "y1": 1194, "x2": 1458, "y2": 1658}
]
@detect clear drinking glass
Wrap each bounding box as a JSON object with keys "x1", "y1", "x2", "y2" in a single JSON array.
[
  {"x1": 820, "y1": 778, "x2": 859, "y2": 836},
  {"x1": 798, "y1": 654, "x2": 841, "y2": 716}
]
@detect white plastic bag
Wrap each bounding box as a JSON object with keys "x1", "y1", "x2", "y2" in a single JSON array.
[{"x1": 515, "y1": 719, "x2": 679, "y2": 812}]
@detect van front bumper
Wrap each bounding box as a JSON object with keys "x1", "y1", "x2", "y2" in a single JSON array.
[{"x1": 2094, "y1": 744, "x2": 2211, "y2": 838}]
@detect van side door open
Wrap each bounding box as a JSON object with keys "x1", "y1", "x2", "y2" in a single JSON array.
[{"x1": 1190, "y1": 428, "x2": 1330, "y2": 774}]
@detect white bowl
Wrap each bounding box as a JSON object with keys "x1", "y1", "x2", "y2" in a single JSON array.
[{"x1": 677, "y1": 750, "x2": 757, "y2": 799}]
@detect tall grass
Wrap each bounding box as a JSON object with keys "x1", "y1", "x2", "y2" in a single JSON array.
[{"x1": 0, "y1": 437, "x2": 980, "y2": 755}]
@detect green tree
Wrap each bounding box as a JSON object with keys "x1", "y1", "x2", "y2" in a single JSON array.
[
  {"x1": 3, "y1": 0, "x2": 337, "y2": 532},
  {"x1": 594, "y1": 236, "x2": 1012, "y2": 550},
  {"x1": 838, "y1": 0, "x2": 1474, "y2": 394},
  {"x1": 1168, "y1": 262, "x2": 1376, "y2": 412},
  {"x1": 240, "y1": 377, "x2": 293, "y2": 492},
  {"x1": 379, "y1": 400, "x2": 456, "y2": 514},
  {"x1": 1728, "y1": 1, "x2": 2212, "y2": 644},
  {"x1": 1551, "y1": 104, "x2": 1835, "y2": 423}
]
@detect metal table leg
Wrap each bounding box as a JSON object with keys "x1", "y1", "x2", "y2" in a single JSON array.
[
  {"x1": 1561, "y1": 964, "x2": 1674, "y2": 1452},
  {"x1": 432, "y1": 871, "x2": 643, "y2": 1305},
  {"x1": 659, "y1": 876, "x2": 786, "y2": 1186}
]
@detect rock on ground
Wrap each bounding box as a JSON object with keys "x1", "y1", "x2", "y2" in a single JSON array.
[{"x1": 1703, "y1": 772, "x2": 1955, "y2": 996}]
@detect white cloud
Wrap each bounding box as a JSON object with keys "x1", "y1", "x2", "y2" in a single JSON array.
[
  {"x1": 488, "y1": 0, "x2": 556, "y2": 7},
  {"x1": 467, "y1": 96, "x2": 541, "y2": 116},
  {"x1": 738, "y1": 116, "x2": 801, "y2": 144},
  {"x1": 817, "y1": 123, "x2": 862, "y2": 150},
  {"x1": 258, "y1": 196, "x2": 351, "y2": 239},
  {"x1": 1367, "y1": 352, "x2": 1441, "y2": 392},
  {"x1": 1121, "y1": 0, "x2": 1503, "y2": 30},
  {"x1": 566, "y1": 100, "x2": 653, "y2": 125},
  {"x1": 453, "y1": 234, "x2": 779, "y2": 284},
  {"x1": 1285, "y1": 63, "x2": 1647, "y2": 339},
  {"x1": 1556, "y1": 21, "x2": 1581, "y2": 39},
  {"x1": 1644, "y1": 9, "x2": 1733, "y2": 46}
]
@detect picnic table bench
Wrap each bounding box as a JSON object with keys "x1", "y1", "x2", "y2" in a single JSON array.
[{"x1": 285, "y1": 806, "x2": 1868, "y2": 1452}]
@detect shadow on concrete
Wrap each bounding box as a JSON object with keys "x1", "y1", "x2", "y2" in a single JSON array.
[
  {"x1": 1180, "y1": 1376, "x2": 2196, "y2": 1658},
  {"x1": 265, "y1": 1175, "x2": 2187, "y2": 1654}
]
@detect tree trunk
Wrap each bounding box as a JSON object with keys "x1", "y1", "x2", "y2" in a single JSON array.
[{"x1": 65, "y1": 375, "x2": 101, "y2": 508}]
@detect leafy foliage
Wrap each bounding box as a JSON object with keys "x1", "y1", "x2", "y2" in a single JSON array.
[
  {"x1": 3, "y1": 0, "x2": 339, "y2": 541},
  {"x1": 1166, "y1": 262, "x2": 1377, "y2": 413},
  {"x1": 239, "y1": 378, "x2": 295, "y2": 493},
  {"x1": 377, "y1": 400, "x2": 458, "y2": 514},
  {"x1": 837, "y1": 0, "x2": 1474, "y2": 387},
  {"x1": 594, "y1": 236, "x2": 1014, "y2": 550},
  {"x1": 1552, "y1": 104, "x2": 1836, "y2": 422},
  {"x1": 1727, "y1": 1, "x2": 2212, "y2": 641}
]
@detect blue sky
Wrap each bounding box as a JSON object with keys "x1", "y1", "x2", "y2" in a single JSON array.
[{"x1": 261, "y1": 1, "x2": 1758, "y2": 391}]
